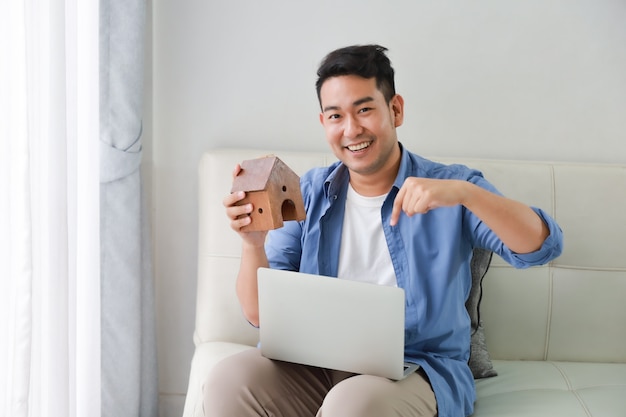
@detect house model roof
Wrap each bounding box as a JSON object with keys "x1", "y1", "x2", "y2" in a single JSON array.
[{"x1": 231, "y1": 156, "x2": 290, "y2": 193}]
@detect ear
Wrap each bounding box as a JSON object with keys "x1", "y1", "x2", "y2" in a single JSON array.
[
  {"x1": 319, "y1": 112, "x2": 324, "y2": 125},
  {"x1": 390, "y1": 94, "x2": 404, "y2": 127}
]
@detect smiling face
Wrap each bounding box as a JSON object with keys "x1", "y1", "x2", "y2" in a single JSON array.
[{"x1": 319, "y1": 75, "x2": 404, "y2": 195}]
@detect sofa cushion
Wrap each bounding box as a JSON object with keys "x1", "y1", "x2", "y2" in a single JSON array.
[
  {"x1": 467, "y1": 247, "x2": 497, "y2": 379},
  {"x1": 474, "y1": 360, "x2": 626, "y2": 416}
]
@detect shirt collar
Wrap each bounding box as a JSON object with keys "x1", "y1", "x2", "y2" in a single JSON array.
[
  {"x1": 323, "y1": 142, "x2": 412, "y2": 199},
  {"x1": 392, "y1": 142, "x2": 413, "y2": 191}
]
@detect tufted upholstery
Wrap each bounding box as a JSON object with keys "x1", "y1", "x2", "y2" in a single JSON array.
[{"x1": 183, "y1": 149, "x2": 626, "y2": 417}]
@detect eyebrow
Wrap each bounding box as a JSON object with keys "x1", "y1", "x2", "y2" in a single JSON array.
[{"x1": 322, "y1": 96, "x2": 375, "y2": 113}]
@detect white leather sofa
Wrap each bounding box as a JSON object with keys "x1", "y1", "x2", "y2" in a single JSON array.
[{"x1": 182, "y1": 148, "x2": 626, "y2": 417}]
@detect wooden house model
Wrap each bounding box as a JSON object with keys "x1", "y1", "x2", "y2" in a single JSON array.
[{"x1": 231, "y1": 155, "x2": 306, "y2": 231}]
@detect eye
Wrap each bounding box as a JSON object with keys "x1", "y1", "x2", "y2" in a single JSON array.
[
  {"x1": 328, "y1": 113, "x2": 341, "y2": 120},
  {"x1": 358, "y1": 107, "x2": 372, "y2": 114}
]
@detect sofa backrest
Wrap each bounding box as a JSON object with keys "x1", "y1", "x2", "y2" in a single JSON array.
[{"x1": 196, "y1": 149, "x2": 626, "y2": 363}]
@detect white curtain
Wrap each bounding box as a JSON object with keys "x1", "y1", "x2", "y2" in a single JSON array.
[
  {"x1": 99, "y1": 1, "x2": 158, "y2": 416},
  {"x1": 0, "y1": 1, "x2": 101, "y2": 417}
]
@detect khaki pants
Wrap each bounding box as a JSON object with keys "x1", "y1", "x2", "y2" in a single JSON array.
[{"x1": 203, "y1": 348, "x2": 437, "y2": 417}]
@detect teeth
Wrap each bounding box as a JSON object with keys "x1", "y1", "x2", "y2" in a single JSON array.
[{"x1": 347, "y1": 142, "x2": 371, "y2": 151}]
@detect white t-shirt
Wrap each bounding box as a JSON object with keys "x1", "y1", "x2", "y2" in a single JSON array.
[{"x1": 337, "y1": 183, "x2": 398, "y2": 287}]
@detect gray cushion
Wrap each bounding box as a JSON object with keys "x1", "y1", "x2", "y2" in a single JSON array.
[{"x1": 466, "y1": 247, "x2": 498, "y2": 379}]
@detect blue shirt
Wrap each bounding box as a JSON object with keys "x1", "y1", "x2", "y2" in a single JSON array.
[{"x1": 265, "y1": 144, "x2": 563, "y2": 417}]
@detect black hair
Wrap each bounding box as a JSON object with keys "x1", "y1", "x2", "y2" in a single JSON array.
[{"x1": 315, "y1": 44, "x2": 396, "y2": 106}]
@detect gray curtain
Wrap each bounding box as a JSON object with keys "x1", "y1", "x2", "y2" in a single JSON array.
[{"x1": 99, "y1": 1, "x2": 158, "y2": 416}]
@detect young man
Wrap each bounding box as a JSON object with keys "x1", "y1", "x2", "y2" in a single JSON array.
[{"x1": 205, "y1": 44, "x2": 563, "y2": 417}]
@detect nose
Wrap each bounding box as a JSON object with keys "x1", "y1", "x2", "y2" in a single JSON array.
[{"x1": 344, "y1": 115, "x2": 363, "y2": 139}]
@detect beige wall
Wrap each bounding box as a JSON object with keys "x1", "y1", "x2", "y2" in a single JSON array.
[{"x1": 149, "y1": 0, "x2": 626, "y2": 415}]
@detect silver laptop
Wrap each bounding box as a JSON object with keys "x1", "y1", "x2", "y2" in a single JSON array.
[{"x1": 257, "y1": 267, "x2": 420, "y2": 380}]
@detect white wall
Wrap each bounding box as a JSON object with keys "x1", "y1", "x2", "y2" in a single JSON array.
[{"x1": 150, "y1": 0, "x2": 626, "y2": 415}]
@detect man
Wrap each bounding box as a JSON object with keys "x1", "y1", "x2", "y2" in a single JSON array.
[{"x1": 205, "y1": 44, "x2": 563, "y2": 417}]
